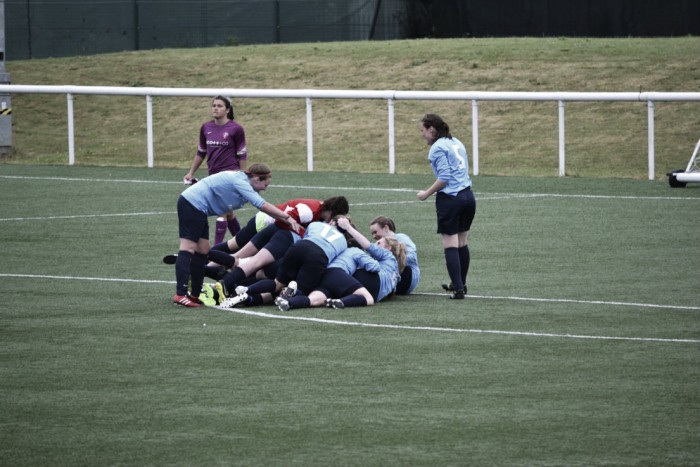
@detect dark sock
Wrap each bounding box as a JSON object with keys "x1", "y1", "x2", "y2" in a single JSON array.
[
  {"x1": 444, "y1": 247, "x2": 463, "y2": 292},
  {"x1": 190, "y1": 252, "x2": 208, "y2": 296},
  {"x1": 246, "y1": 279, "x2": 277, "y2": 295},
  {"x1": 228, "y1": 217, "x2": 241, "y2": 236},
  {"x1": 211, "y1": 242, "x2": 232, "y2": 253},
  {"x1": 248, "y1": 294, "x2": 264, "y2": 306},
  {"x1": 175, "y1": 250, "x2": 193, "y2": 296},
  {"x1": 208, "y1": 249, "x2": 234, "y2": 268},
  {"x1": 288, "y1": 296, "x2": 311, "y2": 309},
  {"x1": 458, "y1": 245, "x2": 470, "y2": 289},
  {"x1": 204, "y1": 265, "x2": 226, "y2": 281},
  {"x1": 340, "y1": 294, "x2": 368, "y2": 307},
  {"x1": 222, "y1": 267, "x2": 247, "y2": 294}
]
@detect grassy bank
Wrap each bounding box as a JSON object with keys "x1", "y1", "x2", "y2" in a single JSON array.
[{"x1": 4, "y1": 37, "x2": 700, "y2": 178}]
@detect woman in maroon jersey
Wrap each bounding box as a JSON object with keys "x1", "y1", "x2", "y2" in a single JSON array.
[{"x1": 183, "y1": 95, "x2": 248, "y2": 243}]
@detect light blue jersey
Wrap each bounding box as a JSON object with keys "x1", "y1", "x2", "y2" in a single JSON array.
[
  {"x1": 182, "y1": 171, "x2": 265, "y2": 216},
  {"x1": 428, "y1": 136, "x2": 472, "y2": 195},
  {"x1": 395, "y1": 233, "x2": 420, "y2": 293},
  {"x1": 366, "y1": 243, "x2": 400, "y2": 302},
  {"x1": 304, "y1": 221, "x2": 348, "y2": 262},
  {"x1": 328, "y1": 247, "x2": 380, "y2": 276}
]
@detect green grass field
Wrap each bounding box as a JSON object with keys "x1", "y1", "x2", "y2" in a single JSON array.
[{"x1": 1, "y1": 164, "x2": 699, "y2": 465}]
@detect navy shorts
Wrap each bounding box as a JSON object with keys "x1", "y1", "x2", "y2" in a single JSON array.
[
  {"x1": 233, "y1": 216, "x2": 259, "y2": 248},
  {"x1": 276, "y1": 240, "x2": 328, "y2": 295},
  {"x1": 251, "y1": 225, "x2": 295, "y2": 260},
  {"x1": 435, "y1": 187, "x2": 476, "y2": 235},
  {"x1": 314, "y1": 268, "x2": 363, "y2": 299},
  {"x1": 395, "y1": 267, "x2": 413, "y2": 295},
  {"x1": 177, "y1": 195, "x2": 209, "y2": 242},
  {"x1": 353, "y1": 269, "x2": 381, "y2": 301}
]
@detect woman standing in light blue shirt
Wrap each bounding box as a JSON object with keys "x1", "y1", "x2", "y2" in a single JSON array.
[{"x1": 417, "y1": 114, "x2": 476, "y2": 300}]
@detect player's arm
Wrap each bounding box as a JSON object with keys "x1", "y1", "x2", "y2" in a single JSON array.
[
  {"x1": 185, "y1": 127, "x2": 207, "y2": 183},
  {"x1": 234, "y1": 126, "x2": 248, "y2": 171},
  {"x1": 355, "y1": 251, "x2": 380, "y2": 272},
  {"x1": 259, "y1": 202, "x2": 301, "y2": 234},
  {"x1": 274, "y1": 205, "x2": 304, "y2": 233},
  {"x1": 336, "y1": 217, "x2": 371, "y2": 250},
  {"x1": 417, "y1": 178, "x2": 447, "y2": 201},
  {"x1": 184, "y1": 154, "x2": 205, "y2": 183}
]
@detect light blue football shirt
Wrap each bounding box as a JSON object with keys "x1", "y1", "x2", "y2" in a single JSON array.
[
  {"x1": 428, "y1": 136, "x2": 472, "y2": 195},
  {"x1": 181, "y1": 171, "x2": 265, "y2": 217},
  {"x1": 328, "y1": 247, "x2": 380, "y2": 276},
  {"x1": 395, "y1": 232, "x2": 420, "y2": 293},
  {"x1": 303, "y1": 221, "x2": 348, "y2": 262},
  {"x1": 365, "y1": 243, "x2": 400, "y2": 302}
]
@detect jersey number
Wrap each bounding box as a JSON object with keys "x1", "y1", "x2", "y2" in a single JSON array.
[
  {"x1": 451, "y1": 144, "x2": 466, "y2": 170},
  {"x1": 319, "y1": 224, "x2": 344, "y2": 243}
]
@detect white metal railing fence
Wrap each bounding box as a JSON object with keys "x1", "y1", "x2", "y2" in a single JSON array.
[{"x1": 2, "y1": 85, "x2": 700, "y2": 179}]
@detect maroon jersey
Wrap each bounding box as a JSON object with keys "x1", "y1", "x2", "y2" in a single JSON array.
[{"x1": 197, "y1": 119, "x2": 247, "y2": 174}]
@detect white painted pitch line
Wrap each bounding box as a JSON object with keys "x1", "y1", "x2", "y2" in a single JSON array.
[
  {"x1": 2, "y1": 273, "x2": 698, "y2": 312},
  {"x1": 218, "y1": 307, "x2": 700, "y2": 344},
  {"x1": 0, "y1": 273, "x2": 174, "y2": 285},
  {"x1": 2, "y1": 175, "x2": 699, "y2": 201},
  {"x1": 0, "y1": 175, "x2": 177, "y2": 184},
  {"x1": 0, "y1": 211, "x2": 176, "y2": 222},
  {"x1": 414, "y1": 292, "x2": 700, "y2": 311},
  {"x1": 2, "y1": 273, "x2": 699, "y2": 344}
]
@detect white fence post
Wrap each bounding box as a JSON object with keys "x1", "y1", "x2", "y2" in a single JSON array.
[
  {"x1": 388, "y1": 98, "x2": 395, "y2": 174},
  {"x1": 67, "y1": 93, "x2": 75, "y2": 165},
  {"x1": 306, "y1": 97, "x2": 313, "y2": 172},
  {"x1": 146, "y1": 95, "x2": 154, "y2": 168},
  {"x1": 471, "y1": 99, "x2": 479, "y2": 176},
  {"x1": 558, "y1": 100, "x2": 565, "y2": 177},
  {"x1": 647, "y1": 100, "x2": 655, "y2": 180}
]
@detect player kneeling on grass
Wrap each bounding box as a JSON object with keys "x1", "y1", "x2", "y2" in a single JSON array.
[
  {"x1": 173, "y1": 163, "x2": 300, "y2": 308},
  {"x1": 275, "y1": 216, "x2": 405, "y2": 311}
]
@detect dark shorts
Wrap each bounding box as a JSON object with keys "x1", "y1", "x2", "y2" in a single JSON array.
[
  {"x1": 233, "y1": 216, "x2": 259, "y2": 248},
  {"x1": 435, "y1": 187, "x2": 476, "y2": 235},
  {"x1": 314, "y1": 268, "x2": 363, "y2": 298},
  {"x1": 276, "y1": 240, "x2": 328, "y2": 295},
  {"x1": 395, "y1": 267, "x2": 413, "y2": 295},
  {"x1": 252, "y1": 225, "x2": 295, "y2": 260},
  {"x1": 353, "y1": 269, "x2": 381, "y2": 301},
  {"x1": 178, "y1": 195, "x2": 209, "y2": 242}
]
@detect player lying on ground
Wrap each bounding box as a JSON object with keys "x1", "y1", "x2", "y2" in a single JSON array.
[
  {"x1": 274, "y1": 216, "x2": 405, "y2": 311},
  {"x1": 199, "y1": 198, "x2": 350, "y2": 304},
  {"x1": 217, "y1": 218, "x2": 350, "y2": 308}
]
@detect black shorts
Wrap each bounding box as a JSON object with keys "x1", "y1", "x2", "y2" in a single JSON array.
[
  {"x1": 252, "y1": 225, "x2": 295, "y2": 260},
  {"x1": 315, "y1": 268, "x2": 363, "y2": 298},
  {"x1": 177, "y1": 195, "x2": 209, "y2": 242},
  {"x1": 233, "y1": 216, "x2": 259, "y2": 248},
  {"x1": 353, "y1": 269, "x2": 381, "y2": 301},
  {"x1": 395, "y1": 267, "x2": 413, "y2": 295},
  {"x1": 435, "y1": 187, "x2": 476, "y2": 235},
  {"x1": 276, "y1": 240, "x2": 328, "y2": 295}
]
